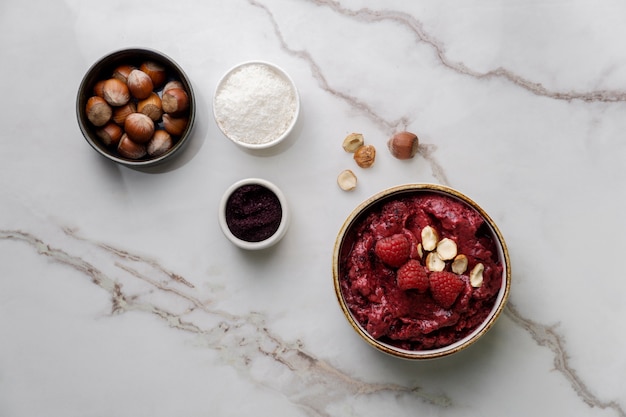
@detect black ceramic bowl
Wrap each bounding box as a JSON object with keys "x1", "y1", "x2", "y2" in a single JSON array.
[{"x1": 76, "y1": 48, "x2": 195, "y2": 167}]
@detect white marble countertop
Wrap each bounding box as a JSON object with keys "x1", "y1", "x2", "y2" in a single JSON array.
[{"x1": 1, "y1": 0, "x2": 625, "y2": 416}]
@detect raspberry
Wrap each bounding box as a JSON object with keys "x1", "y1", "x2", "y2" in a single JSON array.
[
  {"x1": 396, "y1": 260, "x2": 429, "y2": 292},
  {"x1": 429, "y1": 271, "x2": 464, "y2": 309},
  {"x1": 374, "y1": 234, "x2": 410, "y2": 268}
]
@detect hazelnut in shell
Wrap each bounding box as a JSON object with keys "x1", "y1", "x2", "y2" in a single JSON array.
[
  {"x1": 162, "y1": 113, "x2": 189, "y2": 136},
  {"x1": 388, "y1": 131, "x2": 419, "y2": 160},
  {"x1": 140, "y1": 61, "x2": 167, "y2": 88},
  {"x1": 147, "y1": 130, "x2": 174, "y2": 157},
  {"x1": 112, "y1": 64, "x2": 135, "y2": 83},
  {"x1": 96, "y1": 122, "x2": 123, "y2": 147},
  {"x1": 86, "y1": 96, "x2": 112, "y2": 127},
  {"x1": 93, "y1": 80, "x2": 106, "y2": 98},
  {"x1": 117, "y1": 133, "x2": 147, "y2": 160},
  {"x1": 127, "y1": 69, "x2": 154, "y2": 100},
  {"x1": 124, "y1": 113, "x2": 155, "y2": 144},
  {"x1": 102, "y1": 78, "x2": 130, "y2": 107},
  {"x1": 162, "y1": 87, "x2": 189, "y2": 114},
  {"x1": 163, "y1": 80, "x2": 183, "y2": 93},
  {"x1": 112, "y1": 102, "x2": 137, "y2": 125},
  {"x1": 137, "y1": 93, "x2": 163, "y2": 122}
]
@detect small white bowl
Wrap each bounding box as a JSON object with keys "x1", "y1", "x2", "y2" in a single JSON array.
[
  {"x1": 213, "y1": 61, "x2": 300, "y2": 150},
  {"x1": 219, "y1": 178, "x2": 290, "y2": 250}
]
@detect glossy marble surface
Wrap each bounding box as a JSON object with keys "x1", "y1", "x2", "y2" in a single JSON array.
[{"x1": 1, "y1": 1, "x2": 625, "y2": 416}]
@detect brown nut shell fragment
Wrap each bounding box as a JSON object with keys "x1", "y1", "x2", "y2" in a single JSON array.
[
  {"x1": 337, "y1": 169, "x2": 357, "y2": 191},
  {"x1": 353, "y1": 144, "x2": 376, "y2": 168}
]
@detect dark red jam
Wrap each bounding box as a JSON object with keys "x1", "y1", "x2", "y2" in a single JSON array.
[{"x1": 225, "y1": 184, "x2": 282, "y2": 242}]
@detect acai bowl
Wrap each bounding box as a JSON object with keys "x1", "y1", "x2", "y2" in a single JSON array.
[{"x1": 332, "y1": 184, "x2": 510, "y2": 360}]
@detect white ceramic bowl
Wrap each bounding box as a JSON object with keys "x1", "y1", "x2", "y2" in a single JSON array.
[
  {"x1": 333, "y1": 183, "x2": 511, "y2": 360},
  {"x1": 219, "y1": 178, "x2": 290, "y2": 250},
  {"x1": 213, "y1": 61, "x2": 300, "y2": 150}
]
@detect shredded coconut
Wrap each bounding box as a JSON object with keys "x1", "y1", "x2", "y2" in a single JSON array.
[{"x1": 214, "y1": 63, "x2": 298, "y2": 145}]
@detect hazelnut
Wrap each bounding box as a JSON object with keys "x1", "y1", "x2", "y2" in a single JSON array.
[
  {"x1": 117, "y1": 133, "x2": 147, "y2": 160},
  {"x1": 140, "y1": 61, "x2": 167, "y2": 88},
  {"x1": 102, "y1": 78, "x2": 130, "y2": 107},
  {"x1": 469, "y1": 263, "x2": 485, "y2": 288},
  {"x1": 353, "y1": 144, "x2": 376, "y2": 168},
  {"x1": 147, "y1": 130, "x2": 174, "y2": 157},
  {"x1": 95, "y1": 122, "x2": 123, "y2": 147},
  {"x1": 163, "y1": 80, "x2": 183, "y2": 93},
  {"x1": 388, "y1": 131, "x2": 419, "y2": 160},
  {"x1": 112, "y1": 102, "x2": 137, "y2": 125},
  {"x1": 92, "y1": 80, "x2": 106, "y2": 97},
  {"x1": 162, "y1": 113, "x2": 189, "y2": 136},
  {"x1": 85, "y1": 96, "x2": 112, "y2": 127},
  {"x1": 127, "y1": 69, "x2": 154, "y2": 100},
  {"x1": 112, "y1": 64, "x2": 135, "y2": 83},
  {"x1": 137, "y1": 93, "x2": 163, "y2": 122},
  {"x1": 124, "y1": 113, "x2": 155, "y2": 143},
  {"x1": 162, "y1": 87, "x2": 189, "y2": 114},
  {"x1": 451, "y1": 254, "x2": 469, "y2": 275}
]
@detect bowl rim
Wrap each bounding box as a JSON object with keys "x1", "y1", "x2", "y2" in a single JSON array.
[
  {"x1": 212, "y1": 60, "x2": 300, "y2": 150},
  {"x1": 218, "y1": 178, "x2": 290, "y2": 250},
  {"x1": 76, "y1": 47, "x2": 196, "y2": 167},
  {"x1": 332, "y1": 183, "x2": 511, "y2": 360}
]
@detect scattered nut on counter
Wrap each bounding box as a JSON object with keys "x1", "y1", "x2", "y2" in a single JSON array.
[
  {"x1": 85, "y1": 61, "x2": 191, "y2": 160},
  {"x1": 353, "y1": 144, "x2": 376, "y2": 168},
  {"x1": 342, "y1": 133, "x2": 364, "y2": 153},
  {"x1": 388, "y1": 131, "x2": 419, "y2": 159},
  {"x1": 337, "y1": 169, "x2": 357, "y2": 191}
]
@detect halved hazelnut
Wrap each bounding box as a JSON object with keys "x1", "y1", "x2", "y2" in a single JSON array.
[
  {"x1": 342, "y1": 133, "x2": 364, "y2": 153},
  {"x1": 426, "y1": 252, "x2": 445, "y2": 272},
  {"x1": 421, "y1": 226, "x2": 439, "y2": 251},
  {"x1": 436, "y1": 238, "x2": 457, "y2": 261},
  {"x1": 451, "y1": 254, "x2": 468, "y2": 274},
  {"x1": 469, "y1": 263, "x2": 484, "y2": 288},
  {"x1": 337, "y1": 169, "x2": 357, "y2": 191}
]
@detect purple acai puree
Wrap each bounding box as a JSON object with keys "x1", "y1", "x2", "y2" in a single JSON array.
[
  {"x1": 339, "y1": 192, "x2": 503, "y2": 351},
  {"x1": 225, "y1": 184, "x2": 282, "y2": 242}
]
